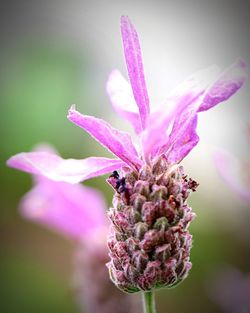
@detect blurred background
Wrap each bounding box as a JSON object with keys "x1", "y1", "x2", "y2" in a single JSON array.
[{"x1": 1, "y1": 0, "x2": 249, "y2": 312}]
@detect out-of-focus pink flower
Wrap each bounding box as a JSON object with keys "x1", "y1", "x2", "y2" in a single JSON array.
[
  {"x1": 17, "y1": 144, "x2": 108, "y2": 239},
  {"x1": 21, "y1": 174, "x2": 108, "y2": 239},
  {"x1": 214, "y1": 148, "x2": 250, "y2": 204},
  {"x1": 207, "y1": 266, "x2": 250, "y2": 313},
  {"x1": 11, "y1": 144, "x2": 140, "y2": 313},
  {"x1": 74, "y1": 230, "x2": 139, "y2": 313}
]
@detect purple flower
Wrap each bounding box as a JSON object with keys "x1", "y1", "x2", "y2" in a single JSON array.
[{"x1": 7, "y1": 16, "x2": 247, "y2": 294}]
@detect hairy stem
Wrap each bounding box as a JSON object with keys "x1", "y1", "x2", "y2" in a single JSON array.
[{"x1": 142, "y1": 291, "x2": 156, "y2": 313}]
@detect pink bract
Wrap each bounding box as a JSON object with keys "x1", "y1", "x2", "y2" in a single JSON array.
[
  {"x1": 7, "y1": 151, "x2": 125, "y2": 184},
  {"x1": 7, "y1": 16, "x2": 247, "y2": 183}
]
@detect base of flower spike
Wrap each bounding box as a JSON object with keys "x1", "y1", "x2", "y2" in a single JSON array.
[
  {"x1": 142, "y1": 291, "x2": 156, "y2": 313},
  {"x1": 106, "y1": 156, "x2": 198, "y2": 293}
]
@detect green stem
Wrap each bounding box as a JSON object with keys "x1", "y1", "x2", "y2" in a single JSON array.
[{"x1": 142, "y1": 291, "x2": 156, "y2": 313}]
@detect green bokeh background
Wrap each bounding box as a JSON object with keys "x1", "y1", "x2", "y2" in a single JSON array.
[{"x1": 1, "y1": 1, "x2": 249, "y2": 313}]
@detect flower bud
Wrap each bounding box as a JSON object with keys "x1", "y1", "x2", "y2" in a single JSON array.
[{"x1": 107, "y1": 156, "x2": 197, "y2": 292}]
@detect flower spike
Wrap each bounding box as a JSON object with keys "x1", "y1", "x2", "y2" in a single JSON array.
[{"x1": 7, "y1": 16, "x2": 247, "y2": 308}]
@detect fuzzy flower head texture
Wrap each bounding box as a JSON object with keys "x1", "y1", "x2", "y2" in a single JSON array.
[{"x1": 7, "y1": 16, "x2": 247, "y2": 293}]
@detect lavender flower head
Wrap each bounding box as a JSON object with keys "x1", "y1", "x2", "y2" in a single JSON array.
[{"x1": 7, "y1": 16, "x2": 247, "y2": 294}]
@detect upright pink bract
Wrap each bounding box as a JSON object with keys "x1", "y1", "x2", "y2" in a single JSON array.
[
  {"x1": 7, "y1": 17, "x2": 247, "y2": 183},
  {"x1": 66, "y1": 17, "x2": 247, "y2": 171},
  {"x1": 120, "y1": 16, "x2": 150, "y2": 130}
]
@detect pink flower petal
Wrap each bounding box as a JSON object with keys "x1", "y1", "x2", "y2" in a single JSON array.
[
  {"x1": 141, "y1": 103, "x2": 178, "y2": 160},
  {"x1": 166, "y1": 115, "x2": 199, "y2": 164},
  {"x1": 7, "y1": 151, "x2": 125, "y2": 183},
  {"x1": 20, "y1": 178, "x2": 107, "y2": 239},
  {"x1": 106, "y1": 69, "x2": 142, "y2": 133},
  {"x1": 164, "y1": 99, "x2": 201, "y2": 164},
  {"x1": 165, "y1": 65, "x2": 221, "y2": 108},
  {"x1": 214, "y1": 149, "x2": 250, "y2": 203},
  {"x1": 142, "y1": 65, "x2": 220, "y2": 161},
  {"x1": 67, "y1": 105, "x2": 142, "y2": 170},
  {"x1": 164, "y1": 61, "x2": 247, "y2": 163},
  {"x1": 199, "y1": 59, "x2": 248, "y2": 112},
  {"x1": 120, "y1": 16, "x2": 150, "y2": 129}
]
